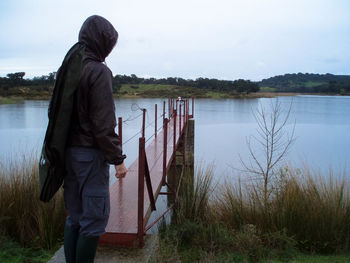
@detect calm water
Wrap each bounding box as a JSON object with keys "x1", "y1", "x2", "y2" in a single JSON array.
[{"x1": 1, "y1": 96, "x2": 349, "y2": 180}]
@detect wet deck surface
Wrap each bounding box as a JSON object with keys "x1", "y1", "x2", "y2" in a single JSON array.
[{"x1": 100, "y1": 116, "x2": 184, "y2": 245}]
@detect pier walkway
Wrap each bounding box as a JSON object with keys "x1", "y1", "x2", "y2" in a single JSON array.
[{"x1": 99, "y1": 98, "x2": 194, "y2": 247}]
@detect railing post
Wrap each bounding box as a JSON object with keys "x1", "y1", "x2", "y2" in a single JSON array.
[
  {"x1": 167, "y1": 99, "x2": 170, "y2": 119},
  {"x1": 163, "y1": 101, "x2": 166, "y2": 122},
  {"x1": 138, "y1": 137, "x2": 145, "y2": 247},
  {"x1": 179, "y1": 103, "x2": 182, "y2": 135},
  {"x1": 184, "y1": 100, "x2": 186, "y2": 126},
  {"x1": 118, "y1": 117, "x2": 122, "y2": 149},
  {"x1": 192, "y1": 97, "x2": 194, "y2": 118},
  {"x1": 142, "y1": 108, "x2": 146, "y2": 138},
  {"x1": 187, "y1": 99, "x2": 189, "y2": 123},
  {"x1": 184, "y1": 100, "x2": 186, "y2": 125},
  {"x1": 185, "y1": 100, "x2": 187, "y2": 125},
  {"x1": 188, "y1": 99, "x2": 190, "y2": 121},
  {"x1": 155, "y1": 104, "x2": 157, "y2": 138},
  {"x1": 173, "y1": 108, "x2": 177, "y2": 166},
  {"x1": 185, "y1": 99, "x2": 188, "y2": 124},
  {"x1": 162, "y1": 118, "x2": 168, "y2": 185}
]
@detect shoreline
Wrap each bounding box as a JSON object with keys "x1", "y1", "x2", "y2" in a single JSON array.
[{"x1": 1, "y1": 92, "x2": 348, "y2": 105}]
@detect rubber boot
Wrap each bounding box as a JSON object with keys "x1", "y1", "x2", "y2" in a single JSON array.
[
  {"x1": 76, "y1": 235, "x2": 99, "y2": 263},
  {"x1": 64, "y1": 226, "x2": 79, "y2": 263}
]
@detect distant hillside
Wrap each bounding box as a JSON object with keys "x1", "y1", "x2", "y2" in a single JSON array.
[
  {"x1": 0, "y1": 72, "x2": 260, "y2": 98},
  {"x1": 259, "y1": 73, "x2": 350, "y2": 94},
  {"x1": 2, "y1": 72, "x2": 350, "y2": 98}
]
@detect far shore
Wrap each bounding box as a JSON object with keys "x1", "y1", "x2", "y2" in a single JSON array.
[{"x1": 1, "y1": 92, "x2": 348, "y2": 105}]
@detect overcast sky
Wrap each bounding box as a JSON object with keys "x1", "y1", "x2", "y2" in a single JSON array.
[{"x1": 0, "y1": 0, "x2": 349, "y2": 81}]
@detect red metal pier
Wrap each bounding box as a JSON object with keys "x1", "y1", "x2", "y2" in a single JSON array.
[{"x1": 99, "y1": 98, "x2": 194, "y2": 247}]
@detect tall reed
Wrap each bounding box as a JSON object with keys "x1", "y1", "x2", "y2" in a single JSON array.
[
  {"x1": 173, "y1": 165, "x2": 215, "y2": 224},
  {"x1": 215, "y1": 167, "x2": 350, "y2": 253},
  {"x1": 0, "y1": 153, "x2": 65, "y2": 249}
]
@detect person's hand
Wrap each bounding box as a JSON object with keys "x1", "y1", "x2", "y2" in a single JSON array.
[{"x1": 115, "y1": 163, "x2": 127, "y2": 179}]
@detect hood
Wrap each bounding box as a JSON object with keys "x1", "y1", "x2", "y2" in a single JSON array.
[{"x1": 78, "y1": 15, "x2": 118, "y2": 62}]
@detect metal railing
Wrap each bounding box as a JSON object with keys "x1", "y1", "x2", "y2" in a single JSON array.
[{"x1": 116, "y1": 98, "x2": 194, "y2": 247}]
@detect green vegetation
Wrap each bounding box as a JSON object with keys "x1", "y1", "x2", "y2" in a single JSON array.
[
  {"x1": 0, "y1": 154, "x2": 349, "y2": 262},
  {"x1": 0, "y1": 72, "x2": 53, "y2": 99},
  {"x1": 151, "y1": 166, "x2": 350, "y2": 262},
  {"x1": 0, "y1": 72, "x2": 260, "y2": 101},
  {"x1": 115, "y1": 74, "x2": 260, "y2": 94},
  {"x1": 290, "y1": 254, "x2": 350, "y2": 263},
  {"x1": 118, "y1": 84, "x2": 244, "y2": 98},
  {"x1": 0, "y1": 153, "x2": 65, "y2": 262},
  {"x1": 260, "y1": 73, "x2": 350, "y2": 94},
  {"x1": 259, "y1": 86, "x2": 277, "y2": 92},
  {"x1": 0, "y1": 96, "x2": 24, "y2": 105},
  {"x1": 0, "y1": 236, "x2": 53, "y2": 263},
  {"x1": 1, "y1": 72, "x2": 350, "y2": 102},
  {"x1": 153, "y1": 101, "x2": 349, "y2": 261}
]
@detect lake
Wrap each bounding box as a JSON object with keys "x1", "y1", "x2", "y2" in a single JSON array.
[{"x1": 1, "y1": 96, "x2": 349, "y2": 181}]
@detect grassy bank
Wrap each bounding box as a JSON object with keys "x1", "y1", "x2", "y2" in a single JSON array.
[
  {"x1": 0, "y1": 84, "x2": 322, "y2": 104},
  {"x1": 0, "y1": 96, "x2": 25, "y2": 105},
  {"x1": 151, "y1": 166, "x2": 350, "y2": 262},
  {"x1": 0, "y1": 235, "x2": 54, "y2": 263},
  {"x1": 0, "y1": 154, "x2": 349, "y2": 262},
  {"x1": 0, "y1": 154, "x2": 65, "y2": 262},
  {"x1": 117, "y1": 84, "x2": 300, "y2": 99}
]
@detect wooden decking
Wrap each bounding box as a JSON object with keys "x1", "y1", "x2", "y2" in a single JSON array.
[{"x1": 99, "y1": 115, "x2": 185, "y2": 247}]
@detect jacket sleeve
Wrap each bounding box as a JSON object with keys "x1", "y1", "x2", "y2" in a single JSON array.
[{"x1": 88, "y1": 64, "x2": 126, "y2": 165}]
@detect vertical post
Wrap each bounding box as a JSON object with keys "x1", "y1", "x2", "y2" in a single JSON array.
[
  {"x1": 185, "y1": 119, "x2": 195, "y2": 181},
  {"x1": 155, "y1": 104, "x2": 157, "y2": 138},
  {"x1": 168, "y1": 99, "x2": 171, "y2": 119},
  {"x1": 187, "y1": 99, "x2": 189, "y2": 123},
  {"x1": 173, "y1": 108, "x2": 177, "y2": 161},
  {"x1": 192, "y1": 97, "x2": 194, "y2": 118},
  {"x1": 179, "y1": 103, "x2": 182, "y2": 135},
  {"x1": 185, "y1": 100, "x2": 188, "y2": 123},
  {"x1": 162, "y1": 118, "x2": 168, "y2": 185},
  {"x1": 118, "y1": 117, "x2": 123, "y2": 149},
  {"x1": 163, "y1": 101, "x2": 166, "y2": 122},
  {"x1": 171, "y1": 99, "x2": 173, "y2": 117},
  {"x1": 184, "y1": 100, "x2": 187, "y2": 125},
  {"x1": 142, "y1": 108, "x2": 146, "y2": 138},
  {"x1": 183, "y1": 100, "x2": 186, "y2": 126},
  {"x1": 138, "y1": 137, "x2": 145, "y2": 247}
]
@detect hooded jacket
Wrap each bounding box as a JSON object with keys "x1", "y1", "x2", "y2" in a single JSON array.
[{"x1": 69, "y1": 15, "x2": 125, "y2": 165}]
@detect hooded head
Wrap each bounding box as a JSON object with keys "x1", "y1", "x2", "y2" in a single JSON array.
[{"x1": 79, "y1": 15, "x2": 118, "y2": 62}]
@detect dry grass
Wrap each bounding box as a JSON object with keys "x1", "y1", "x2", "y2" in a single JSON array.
[
  {"x1": 173, "y1": 165, "x2": 215, "y2": 225},
  {"x1": 214, "y1": 167, "x2": 350, "y2": 253},
  {"x1": 0, "y1": 153, "x2": 65, "y2": 249},
  {"x1": 156, "y1": 164, "x2": 349, "y2": 262}
]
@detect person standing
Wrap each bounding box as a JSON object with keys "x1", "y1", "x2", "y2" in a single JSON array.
[{"x1": 63, "y1": 15, "x2": 127, "y2": 263}]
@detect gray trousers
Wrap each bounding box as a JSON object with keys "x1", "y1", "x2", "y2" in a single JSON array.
[{"x1": 64, "y1": 147, "x2": 110, "y2": 237}]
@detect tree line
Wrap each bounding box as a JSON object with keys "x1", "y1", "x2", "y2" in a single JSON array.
[
  {"x1": 0, "y1": 72, "x2": 260, "y2": 96},
  {"x1": 2, "y1": 71, "x2": 350, "y2": 96},
  {"x1": 0, "y1": 72, "x2": 56, "y2": 89},
  {"x1": 260, "y1": 73, "x2": 350, "y2": 94},
  {"x1": 113, "y1": 74, "x2": 260, "y2": 93}
]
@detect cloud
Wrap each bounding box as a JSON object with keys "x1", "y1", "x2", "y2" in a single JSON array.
[{"x1": 1, "y1": 0, "x2": 350, "y2": 80}]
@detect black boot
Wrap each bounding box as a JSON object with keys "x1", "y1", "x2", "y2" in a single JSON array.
[
  {"x1": 64, "y1": 226, "x2": 79, "y2": 263},
  {"x1": 76, "y1": 235, "x2": 99, "y2": 263}
]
